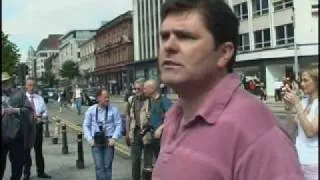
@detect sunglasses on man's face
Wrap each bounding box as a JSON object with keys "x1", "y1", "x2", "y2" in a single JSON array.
[{"x1": 134, "y1": 87, "x2": 142, "y2": 91}]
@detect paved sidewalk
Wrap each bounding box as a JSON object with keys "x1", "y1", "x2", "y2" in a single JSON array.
[{"x1": 3, "y1": 120, "x2": 131, "y2": 180}]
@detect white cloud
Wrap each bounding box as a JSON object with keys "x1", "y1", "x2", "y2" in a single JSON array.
[{"x1": 3, "y1": 0, "x2": 132, "y2": 62}]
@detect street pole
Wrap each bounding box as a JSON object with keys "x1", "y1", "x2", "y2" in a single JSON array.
[
  {"x1": 293, "y1": 41, "x2": 299, "y2": 80},
  {"x1": 292, "y1": 7, "x2": 299, "y2": 80}
]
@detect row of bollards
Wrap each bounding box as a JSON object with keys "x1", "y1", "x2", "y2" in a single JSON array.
[{"x1": 51, "y1": 118, "x2": 85, "y2": 169}]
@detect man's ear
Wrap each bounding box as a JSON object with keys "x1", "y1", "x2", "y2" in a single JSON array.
[{"x1": 216, "y1": 42, "x2": 235, "y2": 69}]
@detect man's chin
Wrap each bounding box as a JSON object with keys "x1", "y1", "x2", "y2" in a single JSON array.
[{"x1": 160, "y1": 74, "x2": 184, "y2": 87}]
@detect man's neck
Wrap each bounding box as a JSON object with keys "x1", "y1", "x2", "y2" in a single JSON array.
[
  {"x1": 98, "y1": 103, "x2": 107, "y2": 108},
  {"x1": 176, "y1": 73, "x2": 226, "y2": 122},
  {"x1": 27, "y1": 91, "x2": 33, "y2": 95}
]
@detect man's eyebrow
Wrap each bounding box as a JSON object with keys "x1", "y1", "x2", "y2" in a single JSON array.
[{"x1": 160, "y1": 29, "x2": 195, "y2": 36}]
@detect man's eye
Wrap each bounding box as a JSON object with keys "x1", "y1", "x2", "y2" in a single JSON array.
[{"x1": 160, "y1": 34, "x2": 169, "y2": 41}]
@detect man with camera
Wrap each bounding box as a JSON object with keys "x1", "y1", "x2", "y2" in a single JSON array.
[{"x1": 83, "y1": 89, "x2": 123, "y2": 180}]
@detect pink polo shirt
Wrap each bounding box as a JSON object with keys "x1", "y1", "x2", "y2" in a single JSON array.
[{"x1": 152, "y1": 73, "x2": 304, "y2": 180}]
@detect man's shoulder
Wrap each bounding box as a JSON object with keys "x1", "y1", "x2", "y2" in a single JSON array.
[
  {"x1": 109, "y1": 104, "x2": 119, "y2": 112},
  {"x1": 87, "y1": 104, "x2": 98, "y2": 113},
  {"x1": 220, "y1": 89, "x2": 279, "y2": 138}
]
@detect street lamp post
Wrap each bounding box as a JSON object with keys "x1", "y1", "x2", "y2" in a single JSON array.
[{"x1": 292, "y1": 7, "x2": 299, "y2": 80}]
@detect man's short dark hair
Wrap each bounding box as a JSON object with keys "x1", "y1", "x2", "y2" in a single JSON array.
[
  {"x1": 161, "y1": 0, "x2": 239, "y2": 73},
  {"x1": 96, "y1": 88, "x2": 108, "y2": 98}
]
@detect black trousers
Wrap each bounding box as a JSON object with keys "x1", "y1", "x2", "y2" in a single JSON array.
[
  {"x1": 0, "y1": 133, "x2": 25, "y2": 180},
  {"x1": 23, "y1": 123, "x2": 45, "y2": 177},
  {"x1": 274, "y1": 89, "x2": 282, "y2": 101},
  {"x1": 131, "y1": 127, "x2": 161, "y2": 180}
]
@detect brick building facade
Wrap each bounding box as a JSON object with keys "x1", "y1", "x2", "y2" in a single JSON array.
[{"x1": 95, "y1": 11, "x2": 133, "y2": 94}]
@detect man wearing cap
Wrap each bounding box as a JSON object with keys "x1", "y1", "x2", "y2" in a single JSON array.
[{"x1": 1, "y1": 72, "x2": 34, "y2": 180}]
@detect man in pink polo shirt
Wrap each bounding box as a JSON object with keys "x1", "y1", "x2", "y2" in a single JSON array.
[{"x1": 152, "y1": 0, "x2": 304, "y2": 179}]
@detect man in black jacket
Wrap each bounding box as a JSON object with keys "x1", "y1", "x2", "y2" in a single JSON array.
[{"x1": 1, "y1": 72, "x2": 34, "y2": 180}]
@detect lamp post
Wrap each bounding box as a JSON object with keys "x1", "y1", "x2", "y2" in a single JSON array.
[{"x1": 292, "y1": 7, "x2": 299, "y2": 80}]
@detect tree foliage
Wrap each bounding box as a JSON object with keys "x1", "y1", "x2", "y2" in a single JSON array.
[
  {"x1": 59, "y1": 60, "x2": 80, "y2": 80},
  {"x1": 2, "y1": 32, "x2": 21, "y2": 75},
  {"x1": 14, "y1": 63, "x2": 29, "y2": 85},
  {"x1": 43, "y1": 57, "x2": 55, "y2": 87}
]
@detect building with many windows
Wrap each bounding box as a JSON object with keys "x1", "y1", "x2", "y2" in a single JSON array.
[
  {"x1": 35, "y1": 34, "x2": 63, "y2": 78},
  {"x1": 59, "y1": 30, "x2": 96, "y2": 68},
  {"x1": 95, "y1": 11, "x2": 133, "y2": 94},
  {"x1": 131, "y1": 0, "x2": 164, "y2": 81},
  {"x1": 132, "y1": 0, "x2": 318, "y2": 96},
  {"x1": 232, "y1": 0, "x2": 318, "y2": 96},
  {"x1": 79, "y1": 36, "x2": 96, "y2": 86}
]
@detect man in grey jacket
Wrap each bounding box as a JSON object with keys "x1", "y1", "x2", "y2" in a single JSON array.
[{"x1": 1, "y1": 72, "x2": 35, "y2": 180}]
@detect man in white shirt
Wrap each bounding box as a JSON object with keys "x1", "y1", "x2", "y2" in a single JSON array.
[
  {"x1": 23, "y1": 78, "x2": 51, "y2": 180},
  {"x1": 73, "y1": 84, "x2": 82, "y2": 115}
]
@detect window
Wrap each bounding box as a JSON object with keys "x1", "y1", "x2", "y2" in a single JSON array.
[
  {"x1": 238, "y1": 33, "x2": 250, "y2": 51},
  {"x1": 252, "y1": 0, "x2": 269, "y2": 17},
  {"x1": 77, "y1": 52, "x2": 81, "y2": 58},
  {"x1": 276, "y1": 23, "x2": 294, "y2": 45},
  {"x1": 273, "y1": 0, "x2": 293, "y2": 11},
  {"x1": 39, "y1": 52, "x2": 47, "y2": 57},
  {"x1": 234, "y1": 2, "x2": 248, "y2": 21},
  {"x1": 254, "y1": 28, "x2": 271, "y2": 48}
]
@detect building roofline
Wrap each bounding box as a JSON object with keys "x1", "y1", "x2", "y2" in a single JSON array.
[
  {"x1": 79, "y1": 35, "x2": 96, "y2": 47},
  {"x1": 59, "y1": 29, "x2": 97, "y2": 40},
  {"x1": 97, "y1": 10, "x2": 132, "y2": 33}
]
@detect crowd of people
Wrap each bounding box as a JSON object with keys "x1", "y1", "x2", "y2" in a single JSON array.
[
  {"x1": 81, "y1": 78, "x2": 172, "y2": 180},
  {"x1": 2, "y1": 0, "x2": 318, "y2": 180},
  {"x1": 2, "y1": 74, "x2": 51, "y2": 180}
]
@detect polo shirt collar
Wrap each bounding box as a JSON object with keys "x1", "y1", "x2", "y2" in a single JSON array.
[{"x1": 174, "y1": 73, "x2": 241, "y2": 126}]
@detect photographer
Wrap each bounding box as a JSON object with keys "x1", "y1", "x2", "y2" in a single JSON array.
[
  {"x1": 83, "y1": 89, "x2": 122, "y2": 180},
  {"x1": 284, "y1": 67, "x2": 318, "y2": 180}
]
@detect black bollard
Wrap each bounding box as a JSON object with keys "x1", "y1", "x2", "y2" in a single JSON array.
[
  {"x1": 142, "y1": 168, "x2": 153, "y2": 180},
  {"x1": 44, "y1": 117, "x2": 50, "y2": 137},
  {"x1": 76, "y1": 132, "x2": 85, "y2": 169},
  {"x1": 52, "y1": 119, "x2": 60, "y2": 144},
  {"x1": 61, "y1": 124, "x2": 69, "y2": 154}
]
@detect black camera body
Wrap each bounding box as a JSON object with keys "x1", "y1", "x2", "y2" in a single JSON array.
[{"x1": 94, "y1": 124, "x2": 106, "y2": 146}]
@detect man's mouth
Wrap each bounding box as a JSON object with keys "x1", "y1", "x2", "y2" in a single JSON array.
[{"x1": 162, "y1": 60, "x2": 182, "y2": 67}]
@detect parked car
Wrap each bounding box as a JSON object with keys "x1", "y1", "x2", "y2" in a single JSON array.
[
  {"x1": 82, "y1": 88, "x2": 99, "y2": 106},
  {"x1": 46, "y1": 88, "x2": 59, "y2": 100}
]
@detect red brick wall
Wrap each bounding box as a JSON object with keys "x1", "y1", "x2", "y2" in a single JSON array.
[{"x1": 95, "y1": 18, "x2": 133, "y2": 72}]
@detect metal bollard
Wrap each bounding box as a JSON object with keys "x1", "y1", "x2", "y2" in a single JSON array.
[
  {"x1": 52, "y1": 119, "x2": 61, "y2": 144},
  {"x1": 61, "y1": 124, "x2": 69, "y2": 154},
  {"x1": 44, "y1": 117, "x2": 50, "y2": 137},
  {"x1": 76, "y1": 132, "x2": 85, "y2": 169},
  {"x1": 142, "y1": 168, "x2": 153, "y2": 180}
]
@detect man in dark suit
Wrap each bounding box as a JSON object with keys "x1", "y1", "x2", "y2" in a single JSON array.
[
  {"x1": 1, "y1": 72, "x2": 34, "y2": 180},
  {"x1": 22, "y1": 78, "x2": 51, "y2": 179}
]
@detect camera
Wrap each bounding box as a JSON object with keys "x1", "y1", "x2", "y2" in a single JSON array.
[{"x1": 94, "y1": 122, "x2": 106, "y2": 146}]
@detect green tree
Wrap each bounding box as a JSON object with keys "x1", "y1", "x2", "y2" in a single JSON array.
[
  {"x1": 14, "y1": 63, "x2": 29, "y2": 85},
  {"x1": 2, "y1": 32, "x2": 21, "y2": 75},
  {"x1": 59, "y1": 60, "x2": 80, "y2": 80},
  {"x1": 43, "y1": 57, "x2": 56, "y2": 86}
]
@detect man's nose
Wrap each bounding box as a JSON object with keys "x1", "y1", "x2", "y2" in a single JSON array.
[{"x1": 163, "y1": 35, "x2": 179, "y2": 53}]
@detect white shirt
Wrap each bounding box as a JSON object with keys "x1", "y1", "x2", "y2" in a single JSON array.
[
  {"x1": 75, "y1": 88, "x2": 81, "y2": 98},
  {"x1": 295, "y1": 97, "x2": 318, "y2": 165},
  {"x1": 26, "y1": 92, "x2": 48, "y2": 117}
]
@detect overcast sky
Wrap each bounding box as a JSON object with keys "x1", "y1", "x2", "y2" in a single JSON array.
[{"x1": 3, "y1": 0, "x2": 132, "y2": 63}]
